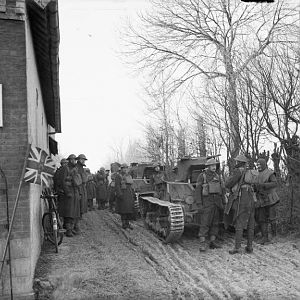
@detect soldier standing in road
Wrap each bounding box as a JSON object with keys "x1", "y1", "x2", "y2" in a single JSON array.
[
  {"x1": 225, "y1": 155, "x2": 257, "y2": 254},
  {"x1": 115, "y1": 163, "x2": 136, "y2": 229},
  {"x1": 76, "y1": 154, "x2": 88, "y2": 217},
  {"x1": 254, "y1": 158, "x2": 279, "y2": 244},
  {"x1": 53, "y1": 158, "x2": 68, "y2": 194},
  {"x1": 86, "y1": 168, "x2": 96, "y2": 211},
  {"x1": 58, "y1": 154, "x2": 81, "y2": 237},
  {"x1": 95, "y1": 167, "x2": 108, "y2": 210},
  {"x1": 107, "y1": 171, "x2": 117, "y2": 212},
  {"x1": 195, "y1": 158, "x2": 224, "y2": 252}
]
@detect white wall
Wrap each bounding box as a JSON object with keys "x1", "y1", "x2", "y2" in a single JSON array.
[{"x1": 25, "y1": 14, "x2": 51, "y2": 285}]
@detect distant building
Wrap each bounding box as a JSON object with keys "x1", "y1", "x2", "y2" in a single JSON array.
[{"x1": 0, "y1": 0, "x2": 60, "y2": 298}]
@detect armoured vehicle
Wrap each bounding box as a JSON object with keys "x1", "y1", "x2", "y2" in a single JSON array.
[
  {"x1": 138, "y1": 156, "x2": 221, "y2": 243},
  {"x1": 130, "y1": 162, "x2": 165, "y2": 213}
]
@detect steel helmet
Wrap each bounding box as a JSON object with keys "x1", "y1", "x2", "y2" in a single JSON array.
[
  {"x1": 100, "y1": 167, "x2": 105, "y2": 171},
  {"x1": 60, "y1": 158, "x2": 68, "y2": 164},
  {"x1": 206, "y1": 158, "x2": 217, "y2": 166},
  {"x1": 256, "y1": 158, "x2": 267, "y2": 169},
  {"x1": 234, "y1": 154, "x2": 248, "y2": 163},
  {"x1": 67, "y1": 154, "x2": 76, "y2": 160},
  {"x1": 76, "y1": 154, "x2": 87, "y2": 160},
  {"x1": 121, "y1": 163, "x2": 128, "y2": 168}
]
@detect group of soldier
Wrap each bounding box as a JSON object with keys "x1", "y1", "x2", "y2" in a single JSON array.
[
  {"x1": 148, "y1": 155, "x2": 279, "y2": 255},
  {"x1": 53, "y1": 153, "x2": 279, "y2": 255},
  {"x1": 194, "y1": 154, "x2": 279, "y2": 254},
  {"x1": 53, "y1": 156, "x2": 137, "y2": 236}
]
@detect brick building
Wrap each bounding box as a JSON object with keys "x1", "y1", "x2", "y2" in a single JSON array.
[{"x1": 0, "y1": 0, "x2": 60, "y2": 298}]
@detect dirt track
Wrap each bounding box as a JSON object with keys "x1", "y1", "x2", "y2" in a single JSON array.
[{"x1": 34, "y1": 210, "x2": 300, "y2": 300}]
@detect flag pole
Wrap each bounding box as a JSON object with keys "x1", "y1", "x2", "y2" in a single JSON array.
[{"x1": 0, "y1": 143, "x2": 31, "y2": 279}]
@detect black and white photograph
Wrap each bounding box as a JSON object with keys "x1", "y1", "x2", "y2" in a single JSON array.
[{"x1": 0, "y1": 0, "x2": 299, "y2": 299}]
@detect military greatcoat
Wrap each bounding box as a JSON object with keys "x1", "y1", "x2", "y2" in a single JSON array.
[
  {"x1": 77, "y1": 163, "x2": 88, "y2": 214},
  {"x1": 58, "y1": 163, "x2": 81, "y2": 219},
  {"x1": 115, "y1": 173, "x2": 135, "y2": 215},
  {"x1": 225, "y1": 167, "x2": 256, "y2": 231}
]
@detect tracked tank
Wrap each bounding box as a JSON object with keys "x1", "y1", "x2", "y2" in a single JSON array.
[
  {"x1": 130, "y1": 163, "x2": 164, "y2": 215},
  {"x1": 138, "y1": 155, "x2": 221, "y2": 243}
]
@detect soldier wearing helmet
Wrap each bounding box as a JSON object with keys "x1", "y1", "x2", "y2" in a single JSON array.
[
  {"x1": 95, "y1": 167, "x2": 108, "y2": 210},
  {"x1": 86, "y1": 168, "x2": 96, "y2": 211},
  {"x1": 76, "y1": 154, "x2": 89, "y2": 224},
  {"x1": 254, "y1": 158, "x2": 279, "y2": 245},
  {"x1": 225, "y1": 154, "x2": 257, "y2": 254},
  {"x1": 115, "y1": 163, "x2": 136, "y2": 229},
  {"x1": 53, "y1": 158, "x2": 68, "y2": 192},
  {"x1": 150, "y1": 162, "x2": 167, "y2": 200},
  {"x1": 57, "y1": 154, "x2": 81, "y2": 237},
  {"x1": 194, "y1": 157, "x2": 224, "y2": 252}
]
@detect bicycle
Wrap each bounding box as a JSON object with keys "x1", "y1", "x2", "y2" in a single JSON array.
[{"x1": 40, "y1": 190, "x2": 65, "y2": 253}]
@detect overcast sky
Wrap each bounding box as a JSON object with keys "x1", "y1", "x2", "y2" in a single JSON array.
[
  {"x1": 56, "y1": 0, "x2": 149, "y2": 172},
  {"x1": 56, "y1": 0, "x2": 299, "y2": 172}
]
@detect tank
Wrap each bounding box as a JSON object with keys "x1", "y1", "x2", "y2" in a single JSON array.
[
  {"x1": 138, "y1": 155, "x2": 221, "y2": 243},
  {"x1": 130, "y1": 162, "x2": 164, "y2": 214}
]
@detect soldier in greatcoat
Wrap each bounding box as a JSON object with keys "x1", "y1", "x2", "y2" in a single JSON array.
[
  {"x1": 95, "y1": 167, "x2": 108, "y2": 210},
  {"x1": 225, "y1": 155, "x2": 257, "y2": 254},
  {"x1": 115, "y1": 163, "x2": 136, "y2": 229},
  {"x1": 254, "y1": 158, "x2": 279, "y2": 244},
  {"x1": 76, "y1": 154, "x2": 88, "y2": 217},
  {"x1": 53, "y1": 158, "x2": 68, "y2": 194},
  {"x1": 194, "y1": 158, "x2": 224, "y2": 252},
  {"x1": 107, "y1": 171, "x2": 117, "y2": 212},
  {"x1": 86, "y1": 168, "x2": 96, "y2": 210},
  {"x1": 58, "y1": 154, "x2": 81, "y2": 237}
]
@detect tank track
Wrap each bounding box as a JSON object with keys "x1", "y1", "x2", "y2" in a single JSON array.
[{"x1": 139, "y1": 196, "x2": 184, "y2": 243}]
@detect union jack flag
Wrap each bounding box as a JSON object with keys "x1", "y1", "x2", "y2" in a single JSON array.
[{"x1": 24, "y1": 145, "x2": 56, "y2": 186}]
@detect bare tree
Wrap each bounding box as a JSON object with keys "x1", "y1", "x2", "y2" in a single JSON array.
[
  {"x1": 124, "y1": 0, "x2": 298, "y2": 159},
  {"x1": 109, "y1": 139, "x2": 125, "y2": 164},
  {"x1": 124, "y1": 139, "x2": 149, "y2": 163},
  {"x1": 253, "y1": 45, "x2": 300, "y2": 178}
]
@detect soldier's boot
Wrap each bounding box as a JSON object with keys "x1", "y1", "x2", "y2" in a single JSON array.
[
  {"x1": 245, "y1": 229, "x2": 254, "y2": 254},
  {"x1": 73, "y1": 220, "x2": 81, "y2": 235},
  {"x1": 271, "y1": 222, "x2": 277, "y2": 237},
  {"x1": 65, "y1": 223, "x2": 73, "y2": 237},
  {"x1": 121, "y1": 219, "x2": 127, "y2": 229},
  {"x1": 229, "y1": 229, "x2": 243, "y2": 255},
  {"x1": 257, "y1": 223, "x2": 269, "y2": 245},
  {"x1": 217, "y1": 225, "x2": 225, "y2": 242},
  {"x1": 209, "y1": 235, "x2": 222, "y2": 249},
  {"x1": 88, "y1": 199, "x2": 92, "y2": 211},
  {"x1": 199, "y1": 237, "x2": 208, "y2": 252},
  {"x1": 127, "y1": 221, "x2": 133, "y2": 230}
]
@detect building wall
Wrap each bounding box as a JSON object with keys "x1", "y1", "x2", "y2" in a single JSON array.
[
  {"x1": 0, "y1": 15, "x2": 51, "y2": 298},
  {"x1": 25, "y1": 14, "x2": 50, "y2": 286},
  {"x1": 0, "y1": 18, "x2": 33, "y2": 297}
]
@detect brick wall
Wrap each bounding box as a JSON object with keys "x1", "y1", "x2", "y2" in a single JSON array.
[{"x1": 0, "y1": 19, "x2": 32, "y2": 298}]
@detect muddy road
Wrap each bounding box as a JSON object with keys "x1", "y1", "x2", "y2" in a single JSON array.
[{"x1": 34, "y1": 210, "x2": 300, "y2": 300}]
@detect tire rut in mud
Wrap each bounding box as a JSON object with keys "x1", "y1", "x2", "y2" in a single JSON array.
[
  {"x1": 35, "y1": 210, "x2": 300, "y2": 300},
  {"x1": 100, "y1": 211, "x2": 300, "y2": 300}
]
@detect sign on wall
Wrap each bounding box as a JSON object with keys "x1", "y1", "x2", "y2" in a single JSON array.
[{"x1": 0, "y1": 84, "x2": 2, "y2": 127}]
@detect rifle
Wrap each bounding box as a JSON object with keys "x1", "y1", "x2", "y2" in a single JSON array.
[{"x1": 224, "y1": 168, "x2": 246, "y2": 215}]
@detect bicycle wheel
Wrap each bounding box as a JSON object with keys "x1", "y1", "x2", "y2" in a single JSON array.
[{"x1": 42, "y1": 212, "x2": 63, "y2": 248}]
